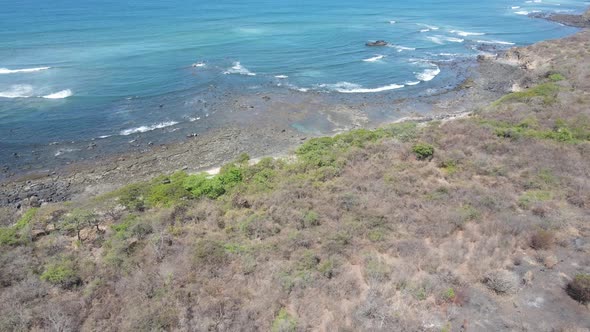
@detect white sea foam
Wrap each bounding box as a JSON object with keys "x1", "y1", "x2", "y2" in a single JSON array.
[
  {"x1": 0, "y1": 66, "x2": 50, "y2": 74},
  {"x1": 427, "y1": 35, "x2": 464, "y2": 44},
  {"x1": 419, "y1": 23, "x2": 439, "y2": 30},
  {"x1": 189, "y1": 117, "x2": 201, "y2": 122},
  {"x1": 390, "y1": 45, "x2": 416, "y2": 52},
  {"x1": 476, "y1": 39, "x2": 515, "y2": 45},
  {"x1": 416, "y1": 65, "x2": 441, "y2": 82},
  {"x1": 444, "y1": 36, "x2": 464, "y2": 43},
  {"x1": 192, "y1": 62, "x2": 206, "y2": 68},
  {"x1": 515, "y1": 10, "x2": 530, "y2": 15},
  {"x1": 120, "y1": 121, "x2": 179, "y2": 136},
  {"x1": 319, "y1": 82, "x2": 404, "y2": 93},
  {"x1": 405, "y1": 81, "x2": 421, "y2": 86},
  {"x1": 54, "y1": 148, "x2": 79, "y2": 157},
  {"x1": 450, "y1": 30, "x2": 485, "y2": 37},
  {"x1": 363, "y1": 55, "x2": 385, "y2": 62},
  {"x1": 426, "y1": 36, "x2": 443, "y2": 44},
  {"x1": 42, "y1": 89, "x2": 72, "y2": 99},
  {"x1": 0, "y1": 84, "x2": 34, "y2": 98},
  {"x1": 224, "y1": 62, "x2": 256, "y2": 76},
  {"x1": 389, "y1": 20, "x2": 396, "y2": 24},
  {"x1": 420, "y1": 28, "x2": 431, "y2": 32},
  {"x1": 512, "y1": 6, "x2": 521, "y2": 9},
  {"x1": 275, "y1": 75, "x2": 288, "y2": 79}
]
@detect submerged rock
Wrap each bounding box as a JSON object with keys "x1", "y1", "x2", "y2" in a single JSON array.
[{"x1": 366, "y1": 40, "x2": 388, "y2": 47}]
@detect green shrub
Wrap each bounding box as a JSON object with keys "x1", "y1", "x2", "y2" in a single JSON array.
[
  {"x1": 146, "y1": 172, "x2": 191, "y2": 207},
  {"x1": 317, "y1": 259, "x2": 335, "y2": 278},
  {"x1": 518, "y1": 190, "x2": 552, "y2": 209},
  {"x1": 302, "y1": 210, "x2": 319, "y2": 227},
  {"x1": 493, "y1": 82, "x2": 560, "y2": 105},
  {"x1": 272, "y1": 308, "x2": 297, "y2": 332},
  {"x1": 548, "y1": 73, "x2": 565, "y2": 82},
  {"x1": 567, "y1": 273, "x2": 590, "y2": 304},
  {"x1": 117, "y1": 183, "x2": 149, "y2": 211},
  {"x1": 41, "y1": 258, "x2": 80, "y2": 288},
  {"x1": 441, "y1": 288, "x2": 456, "y2": 302},
  {"x1": 0, "y1": 207, "x2": 38, "y2": 245},
  {"x1": 367, "y1": 229, "x2": 385, "y2": 242},
  {"x1": 236, "y1": 153, "x2": 250, "y2": 164},
  {"x1": 183, "y1": 165, "x2": 243, "y2": 200},
  {"x1": 412, "y1": 143, "x2": 434, "y2": 160}
]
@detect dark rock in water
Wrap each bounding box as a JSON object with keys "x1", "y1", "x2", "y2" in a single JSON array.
[
  {"x1": 366, "y1": 40, "x2": 388, "y2": 47},
  {"x1": 477, "y1": 43, "x2": 500, "y2": 53}
]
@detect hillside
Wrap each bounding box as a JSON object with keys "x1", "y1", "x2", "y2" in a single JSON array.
[{"x1": 1, "y1": 30, "x2": 590, "y2": 332}]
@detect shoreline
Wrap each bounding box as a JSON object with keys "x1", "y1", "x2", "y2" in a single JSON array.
[{"x1": 1, "y1": 10, "x2": 587, "y2": 208}]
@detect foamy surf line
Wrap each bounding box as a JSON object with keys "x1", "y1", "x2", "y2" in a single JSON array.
[
  {"x1": 415, "y1": 65, "x2": 441, "y2": 82},
  {"x1": 319, "y1": 82, "x2": 405, "y2": 93},
  {"x1": 42, "y1": 89, "x2": 72, "y2": 99},
  {"x1": 363, "y1": 55, "x2": 385, "y2": 62},
  {"x1": 450, "y1": 30, "x2": 485, "y2": 37},
  {"x1": 0, "y1": 84, "x2": 73, "y2": 99},
  {"x1": 120, "y1": 121, "x2": 179, "y2": 136},
  {"x1": 0, "y1": 66, "x2": 51, "y2": 74},
  {"x1": 476, "y1": 39, "x2": 515, "y2": 45}
]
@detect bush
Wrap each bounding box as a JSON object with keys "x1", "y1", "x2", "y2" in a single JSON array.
[
  {"x1": 194, "y1": 239, "x2": 227, "y2": 265},
  {"x1": 493, "y1": 82, "x2": 559, "y2": 105},
  {"x1": 530, "y1": 229, "x2": 554, "y2": 250},
  {"x1": 548, "y1": 73, "x2": 565, "y2": 82},
  {"x1": 146, "y1": 172, "x2": 191, "y2": 207},
  {"x1": 483, "y1": 270, "x2": 519, "y2": 294},
  {"x1": 0, "y1": 207, "x2": 38, "y2": 245},
  {"x1": 302, "y1": 210, "x2": 319, "y2": 227},
  {"x1": 183, "y1": 165, "x2": 243, "y2": 199},
  {"x1": 566, "y1": 273, "x2": 590, "y2": 304},
  {"x1": 116, "y1": 183, "x2": 149, "y2": 211},
  {"x1": 272, "y1": 308, "x2": 297, "y2": 332},
  {"x1": 40, "y1": 258, "x2": 80, "y2": 288},
  {"x1": 412, "y1": 143, "x2": 434, "y2": 160}
]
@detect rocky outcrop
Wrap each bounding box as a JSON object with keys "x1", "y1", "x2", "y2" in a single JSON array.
[
  {"x1": 365, "y1": 40, "x2": 388, "y2": 47},
  {"x1": 530, "y1": 9, "x2": 590, "y2": 28}
]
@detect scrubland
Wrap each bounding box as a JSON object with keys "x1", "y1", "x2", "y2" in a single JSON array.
[{"x1": 1, "y1": 33, "x2": 590, "y2": 331}]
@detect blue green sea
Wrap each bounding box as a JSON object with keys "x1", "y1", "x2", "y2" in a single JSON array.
[{"x1": 0, "y1": 0, "x2": 586, "y2": 169}]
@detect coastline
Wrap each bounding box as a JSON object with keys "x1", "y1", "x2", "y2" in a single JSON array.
[{"x1": 1, "y1": 10, "x2": 587, "y2": 208}]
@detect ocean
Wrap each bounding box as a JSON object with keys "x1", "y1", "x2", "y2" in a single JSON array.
[{"x1": 0, "y1": 0, "x2": 586, "y2": 171}]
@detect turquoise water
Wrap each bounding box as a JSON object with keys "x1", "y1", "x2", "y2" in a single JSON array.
[{"x1": 0, "y1": 0, "x2": 586, "y2": 168}]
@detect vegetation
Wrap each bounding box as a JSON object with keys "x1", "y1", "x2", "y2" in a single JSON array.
[
  {"x1": 272, "y1": 308, "x2": 297, "y2": 332},
  {"x1": 412, "y1": 142, "x2": 435, "y2": 160},
  {"x1": 567, "y1": 273, "x2": 590, "y2": 304},
  {"x1": 1, "y1": 43, "x2": 590, "y2": 330},
  {"x1": 492, "y1": 82, "x2": 560, "y2": 105}
]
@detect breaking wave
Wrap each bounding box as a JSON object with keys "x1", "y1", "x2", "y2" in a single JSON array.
[{"x1": 120, "y1": 121, "x2": 179, "y2": 136}]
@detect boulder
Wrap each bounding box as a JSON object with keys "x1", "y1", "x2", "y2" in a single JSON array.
[{"x1": 366, "y1": 40, "x2": 388, "y2": 47}]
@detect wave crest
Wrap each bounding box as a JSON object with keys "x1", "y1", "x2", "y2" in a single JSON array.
[
  {"x1": 43, "y1": 89, "x2": 73, "y2": 99},
  {"x1": 224, "y1": 62, "x2": 256, "y2": 76},
  {"x1": 319, "y1": 82, "x2": 404, "y2": 93},
  {"x1": 416, "y1": 65, "x2": 441, "y2": 82},
  {"x1": 363, "y1": 55, "x2": 385, "y2": 62},
  {"x1": 120, "y1": 121, "x2": 179, "y2": 136},
  {"x1": 0, "y1": 67, "x2": 50, "y2": 74}
]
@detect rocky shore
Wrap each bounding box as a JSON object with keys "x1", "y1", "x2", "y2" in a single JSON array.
[
  {"x1": 530, "y1": 8, "x2": 590, "y2": 28},
  {"x1": 1, "y1": 10, "x2": 588, "y2": 210}
]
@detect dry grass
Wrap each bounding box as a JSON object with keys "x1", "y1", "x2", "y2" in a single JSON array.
[{"x1": 1, "y1": 31, "x2": 590, "y2": 331}]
